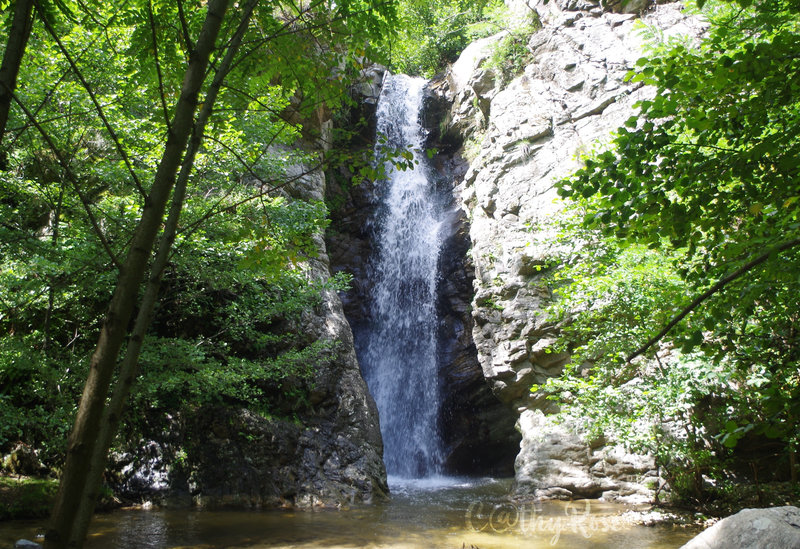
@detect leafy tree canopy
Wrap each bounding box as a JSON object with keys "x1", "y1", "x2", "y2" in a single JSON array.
[
  {"x1": 541, "y1": 0, "x2": 800, "y2": 500},
  {"x1": 0, "y1": 0, "x2": 394, "y2": 469},
  {"x1": 390, "y1": 0, "x2": 510, "y2": 77}
]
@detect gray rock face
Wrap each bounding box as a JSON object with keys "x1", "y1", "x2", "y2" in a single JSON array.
[
  {"x1": 458, "y1": 0, "x2": 703, "y2": 413},
  {"x1": 436, "y1": 1, "x2": 704, "y2": 499},
  {"x1": 431, "y1": 141, "x2": 521, "y2": 476},
  {"x1": 179, "y1": 404, "x2": 386, "y2": 508},
  {"x1": 514, "y1": 410, "x2": 657, "y2": 501},
  {"x1": 115, "y1": 150, "x2": 387, "y2": 508},
  {"x1": 680, "y1": 506, "x2": 800, "y2": 549}
]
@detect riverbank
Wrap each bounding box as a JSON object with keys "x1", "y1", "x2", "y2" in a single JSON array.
[
  {"x1": 3, "y1": 472, "x2": 797, "y2": 525},
  {"x1": 0, "y1": 476, "x2": 57, "y2": 521},
  {"x1": 0, "y1": 475, "x2": 123, "y2": 522},
  {"x1": 0, "y1": 478, "x2": 699, "y2": 548}
]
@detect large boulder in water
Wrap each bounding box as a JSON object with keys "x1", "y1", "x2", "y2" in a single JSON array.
[{"x1": 680, "y1": 506, "x2": 800, "y2": 549}]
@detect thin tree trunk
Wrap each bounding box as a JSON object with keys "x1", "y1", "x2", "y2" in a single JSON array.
[
  {"x1": 0, "y1": 0, "x2": 35, "y2": 167},
  {"x1": 43, "y1": 187, "x2": 65, "y2": 352},
  {"x1": 63, "y1": 3, "x2": 258, "y2": 545},
  {"x1": 43, "y1": 1, "x2": 230, "y2": 547}
]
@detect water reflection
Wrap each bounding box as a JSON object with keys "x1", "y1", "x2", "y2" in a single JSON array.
[{"x1": 0, "y1": 478, "x2": 698, "y2": 548}]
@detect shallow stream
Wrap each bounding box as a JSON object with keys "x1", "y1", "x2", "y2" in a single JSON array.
[{"x1": 1, "y1": 478, "x2": 698, "y2": 548}]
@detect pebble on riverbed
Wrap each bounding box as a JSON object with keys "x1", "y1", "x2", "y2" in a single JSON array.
[{"x1": 14, "y1": 540, "x2": 42, "y2": 549}]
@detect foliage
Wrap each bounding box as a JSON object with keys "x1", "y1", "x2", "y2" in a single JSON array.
[
  {"x1": 559, "y1": 0, "x2": 800, "y2": 288},
  {"x1": 534, "y1": 211, "x2": 734, "y2": 501},
  {"x1": 485, "y1": 14, "x2": 541, "y2": 85},
  {"x1": 0, "y1": 0, "x2": 394, "y2": 474},
  {"x1": 391, "y1": 0, "x2": 507, "y2": 77},
  {"x1": 541, "y1": 0, "x2": 800, "y2": 500},
  {"x1": 0, "y1": 476, "x2": 59, "y2": 520}
]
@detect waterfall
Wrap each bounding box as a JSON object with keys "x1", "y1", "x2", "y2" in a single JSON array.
[{"x1": 359, "y1": 74, "x2": 444, "y2": 479}]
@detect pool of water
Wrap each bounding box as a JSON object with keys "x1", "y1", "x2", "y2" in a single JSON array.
[{"x1": 0, "y1": 478, "x2": 698, "y2": 548}]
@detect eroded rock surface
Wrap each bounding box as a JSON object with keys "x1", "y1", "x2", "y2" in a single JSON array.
[{"x1": 436, "y1": 0, "x2": 705, "y2": 499}]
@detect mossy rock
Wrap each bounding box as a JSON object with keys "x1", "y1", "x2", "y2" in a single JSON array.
[{"x1": 0, "y1": 476, "x2": 58, "y2": 520}]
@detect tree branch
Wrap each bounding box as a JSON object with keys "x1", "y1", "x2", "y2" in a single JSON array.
[
  {"x1": 9, "y1": 90, "x2": 122, "y2": 270},
  {"x1": 0, "y1": 0, "x2": 34, "y2": 143},
  {"x1": 68, "y1": 2, "x2": 259, "y2": 543},
  {"x1": 35, "y1": 0, "x2": 148, "y2": 198},
  {"x1": 175, "y1": 0, "x2": 194, "y2": 54},
  {"x1": 147, "y1": 0, "x2": 173, "y2": 131},
  {"x1": 627, "y1": 237, "x2": 800, "y2": 363}
]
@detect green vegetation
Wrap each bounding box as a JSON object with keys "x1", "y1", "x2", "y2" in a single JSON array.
[
  {"x1": 537, "y1": 0, "x2": 800, "y2": 504},
  {"x1": 0, "y1": 476, "x2": 59, "y2": 520},
  {"x1": 0, "y1": 0, "x2": 395, "y2": 542},
  {"x1": 485, "y1": 13, "x2": 541, "y2": 85},
  {"x1": 391, "y1": 0, "x2": 509, "y2": 77}
]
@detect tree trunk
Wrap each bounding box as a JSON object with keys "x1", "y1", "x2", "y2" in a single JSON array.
[
  {"x1": 62, "y1": 3, "x2": 258, "y2": 544},
  {"x1": 43, "y1": 1, "x2": 230, "y2": 547},
  {"x1": 0, "y1": 0, "x2": 35, "y2": 167}
]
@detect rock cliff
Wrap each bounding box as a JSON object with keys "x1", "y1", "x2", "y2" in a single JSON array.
[
  {"x1": 434, "y1": 0, "x2": 705, "y2": 500},
  {"x1": 114, "y1": 140, "x2": 388, "y2": 508}
]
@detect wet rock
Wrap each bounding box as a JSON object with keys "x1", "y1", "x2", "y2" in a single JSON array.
[
  {"x1": 327, "y1": 72, "x2": 520, "y2": 478},
  {"x1": 172, "y1": 407, "x2": 386, "y2": 508},
  {"x1": 680, "y1": 506, "x2": 800, "y2": 549},
  {"x1": 437, "y1": 197, "x2": 520, "y2": 476}
]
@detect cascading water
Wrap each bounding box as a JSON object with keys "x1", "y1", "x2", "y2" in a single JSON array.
[{"x1": 359, "y1": 74, "x2": 445, "y2": 479}]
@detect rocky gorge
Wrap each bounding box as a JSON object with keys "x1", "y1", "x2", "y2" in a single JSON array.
[
  {"x1": 113, "y1": 0, "x2": 708, "y2": 509},
  {"x1": 332, "y1": 0, "x2": 708, "y2": 502},
  {"x1": 433, "y1": 0, "x2": 706, "y2": 502}
]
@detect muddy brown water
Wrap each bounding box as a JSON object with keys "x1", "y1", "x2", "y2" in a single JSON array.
[{"x1": 0, "y1": 478, "x2": 699, "y2": 548}]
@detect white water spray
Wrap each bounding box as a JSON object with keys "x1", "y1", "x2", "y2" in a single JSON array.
[{"x1": 360, "y1": 74, "x2": 444, "y2": 478}]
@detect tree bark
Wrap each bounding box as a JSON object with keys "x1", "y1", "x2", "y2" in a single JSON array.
[
  {"x1": 0, "y1": 0, "x2": 35, "y2": 166},
  {"x1": 43, "y1": 1, "x2": 231, "y2": 547},
  {"x1": 62, "y1": 3, "x2": 258, "y2": 544}
]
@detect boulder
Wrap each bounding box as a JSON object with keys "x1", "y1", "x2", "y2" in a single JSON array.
[
  {"x1": 514, "y1": 410, "x2": 656, "y2": 502},
  {"x1": 15, "y1": 540, "x2": 42, "y2": 549},
  {"x1": 681, "y1": 506, "x2": 800, "y2": 549},
  {"x1": 2, "y1": 443, "x2": 42, "y2": 476}
]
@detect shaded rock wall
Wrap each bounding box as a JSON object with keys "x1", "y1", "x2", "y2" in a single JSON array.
[
  {"x1": 434, "y1": 0, "x2": 705, "y2": 500},
  {"x1": 425, "y1": 91, "x2": 521, "y2": 476},
  {"x1": 114, "y1": 138, "x2": 388, "y2": 509}
]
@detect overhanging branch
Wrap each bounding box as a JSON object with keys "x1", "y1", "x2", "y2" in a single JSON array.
[{"x1": 627, "y1": 236, "x2": 800, "y2": 363}]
